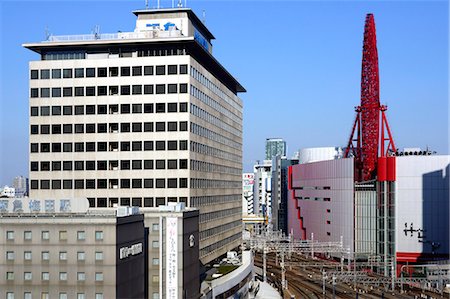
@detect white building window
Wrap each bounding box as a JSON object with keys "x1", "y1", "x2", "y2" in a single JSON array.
[
  {"x1": 6, "y1": 272, "x2": 14, "y2": 280},
  {"x1": 59, "y1": 251, "x2": 67, "y2": 261},
  {"x1": 95, "y1": 231, "x2": 104, "y2": 240},
  {"x1": 95, "y1": 251, "x2": 103, "y2": 261},
  {"x1": 152, "y1": 258, "x2": 159, "y2": 265},
  {"x1": 59, "y1": 293, "x2": 67, "y2": 299},
  {"x1": 24, "y1": 293, "x2": 32, "y2": 299},
  {"x1": 95, "y1": 272, "x2": 103, "y2": 281},
  {"x1": 95, "y1": 294, "x2": 103, "y2": 299},
  {"x1": 24, "y1": 231, "x2": 32, "y2": 240},
  {"x1": 152, "y1": 223, "x2": 159, "y2": 231},
  {"x1": 152, "y1": 240, "x2": 159, "y2": 248},
  {"x1": 41, "y1": 231, "x2": 50, "y2": 240},
  {"x1": 77, "y1": 251, "x2": 85, "y2": 261},
  {"x1": 77, "y1": 272, "x2": 85, "y2": 281},
  {"x1": 6, "y1": 292, "x2": 14, "y2": 299},
  {"x1": 42, "y1": 272, "x2": 50, "y2": 280},
  {"x1": 41, "y1": 293, "x2": 49, "y2": 299},
  {"x1": 24, "y1": 251, "x2": 32, "y2": 260},
  {"x1": 77, "y1": 294, "x2": 86, "y2": 299},
  {"x1": 152, "y1": 275, "x2": 159, "y2": 283},
  {"x1": 24, "y1": 272, "x2": 32, "y2": 280},
  {"x1": 152, "y1": 293, "x2": 159, "y2": 299},
  {"x1": 6, "y1": 231, "x2": 14, "y2": 240},
  {"x1": 6, "y1": 251, "x2": 14, "y2": 260},
  {"x1": 77, "y1": 231, "x2": 86, "y2": 240},
  {"x1": 42, "y1": 251, "x2": 50, "y2": 261},
  {"x1": 59, "y1": 272, "x2": 67, "y2": 281}
]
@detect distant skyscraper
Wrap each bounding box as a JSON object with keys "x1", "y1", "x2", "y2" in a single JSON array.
[
  {"x1": 265, "y1": 138, "x2": 286, "y2": 160},
  {"x1": 271, "y1": 155, "x2": 298, "y2": 234},
  {"x1": 253, "y1": 160, "x2": 272, "y2": 218},
  {"x1": 12, "y1": 175, "x2": 28, "y2": 197}
]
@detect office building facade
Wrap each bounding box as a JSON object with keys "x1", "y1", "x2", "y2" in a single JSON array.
[
  {"x1": 265, "y1": 138, "x2": 286, "y2": 160},
  {"x1": 24, "y1": 8, "x2": 245, "y2": 263}
]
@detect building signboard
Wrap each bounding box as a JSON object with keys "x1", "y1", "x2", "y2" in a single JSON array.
[{"x1": 166, "y1": 217, "x2": 178, "y2": 299}]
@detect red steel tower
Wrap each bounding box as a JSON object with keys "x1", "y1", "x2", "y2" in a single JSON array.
[{"x1": 345, "y1": 14, "x2": 396, "y2": 182}]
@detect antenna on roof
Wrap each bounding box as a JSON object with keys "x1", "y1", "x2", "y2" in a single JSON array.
[
  {"x1": 44, "y1": 25, "x2": 51, "y2": 41},
  {"x1": 177, "y1": 0, "x2": 182, "y2": 8},
  {"x1": 202, "y1": 9, "x2": 206, "y2": 24},
  {"x1": 145, "y1": 0, "x2": 149, "y2": 9},
  {"x1": 157, "y1": 0, "x2": 160, "y2": 9}
]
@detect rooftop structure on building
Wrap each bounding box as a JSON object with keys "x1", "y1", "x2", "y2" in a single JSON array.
[{"x1": 23, "y1": 7, "x2": 245, "y2": 264}]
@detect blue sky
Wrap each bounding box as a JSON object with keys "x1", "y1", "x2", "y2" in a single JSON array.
[{"x1": 0, "y1": 0, "x2": 448, "y2": 185}]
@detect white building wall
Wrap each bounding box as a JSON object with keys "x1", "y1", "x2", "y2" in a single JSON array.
[
  {"x1": 289, "y1": 158, "x2": 354, "y2": 253},
  {"x1": 395, "y1": 155, "x2": 450, "y2": 258}
]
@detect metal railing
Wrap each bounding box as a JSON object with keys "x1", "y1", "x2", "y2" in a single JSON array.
[{"x1": 46, "y1": 30, "x2": 183, "y2": 42}]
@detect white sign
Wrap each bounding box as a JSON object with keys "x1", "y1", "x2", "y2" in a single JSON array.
[
  {"x1": 166, "y1": 217, "x2": 178, "y2": 299},
  {"x1": 119, "y1": 243, "x2": 143, "y2": 259}
]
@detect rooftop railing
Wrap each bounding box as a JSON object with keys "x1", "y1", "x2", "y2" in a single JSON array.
[{"x1": 46, "y1": 29, "x2": 183, "y2": 42}]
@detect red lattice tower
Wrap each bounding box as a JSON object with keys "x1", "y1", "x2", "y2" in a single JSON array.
[{"x1": 345, "y1": 14, "x2": 396, "y2": 182}]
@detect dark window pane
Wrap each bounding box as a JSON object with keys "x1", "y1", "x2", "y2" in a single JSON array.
[
  {"x1": 132, "y1": 104, "x2": 142, "y2": 113},
  {"x1": 120, "y1": 67, "x2": 130, "y2": 76},
  {"x1": 121, "y1": 160, "x2": 130, "y2": 170},
  {"x1": 75, "y1": 143, "x2": 84, "y2": 152},
  {"x1": 86, "y1": 68, "x2": 95, "y2": 77},
  {"x1": 74, "y1": 105, "x2": 84, "y2": 115},
  {"x1": 144, "y1": 141, "x2": 153, "y2": 151},
  {"x1": 132, "y1": 66, "x2": 142, "y2": 76},
  {"x1": 63, "y1": 124, "x2": 72, "y2": 134},
  {"x1": 179, "y1": 83, "x2": 188, "y2": 93},
  {"x1": 144, "y1": 179, "x2": 153, "y2": 188},
  {"x1": 168, "y1": 159, "x2": 177, "y2": 169},
  {"x1": 52, "y1": 125, "x2": 61, "y2": 134},
  {"x1": 75, "y1": 68, "x2": 84, "y2": 78},
  {"x1": 86, "y1": 142, "x2": 95, "y2": 152},
  {"x1": 63, "y1": 161, "x2": 72, "y2": 170},
  {"x1": 179, "y1": 121, "x2": 188, "y2": 131},
  {"x1": 167, "y1": 103, "x2": 177, "y2": 112},
  {"x1": 63, "y1": 143, "x2": 72, "y2": 152},
  {"x1": 97, "y1": 123, "x2": 107, "y2": 133},
  {"x1": 63, "y1": 87, "x2": 73, "y2": 97},
  {"x1": 121, "y1": 85, "x2": 130, "y2": 95},
  {"x1": 155, "y1": 122, "x2": 165, "y2": 132},
  {"x1": 121, "y1": 104, "x2": 130, "y2": 114},
  {"x1": 98, "y1": 67, "x2": 107, "y2": 77},
  {"x1": 156, "y1": 141, "x2": 165, "y2": 151},
  {"x1": 86, "y1": 86, "x2": 95, "y2": 96},
  {"x1": 144, "y1": 85, "x2": 154, "y2": 94},
  {"x1": 109, "y1": 85, "x2": 118, "y2": 95},
  {"x1": 144, "y1": 66, "x2": 154, "y2": 75},
  {"x1": 144, "y1": 160, "x2": 153, "y2": 169},
  {"x1": 52, "y1": 161, "x2": 61, "y2": 171},
  {"x1": 168, "y1": 84, "x2": 177, "y2": 94},
  {"x1": 179, "y1": 140, "x2": 187, "y2": 150},
  {"x1": 109, "y1": 67, "x2": 118, "y2": 77},
  {"x1": 168, "y1": 178, "x2": 177, "y2": 188},
  {"x1": 31, "y1": 70, "x2": 39, "y2": 79},
  {"x1": 40, "y1": 106, "x2": 50, "y2": 116},
  {"x1": 179, "y1": 102, "x2": 188, "y2": 112},
  {"x1": 63, "y1": 180, "x2": 72, "y2": 189},
  {"x1": 156, "y1": 84, "x2": 165, "y2": 94},
  {"x1": 52, "y1": 88, "x2": 61, "y2": 97},
  {"x1": 75, "y1": 124, "x2": 84, "y2": 133},
  {"x1": 179, "y1": 64, "x2": 188, "y2": 74},
  {"x1": 98, "y1": 105, "x2": 107, "y2": 114},
  {"x1": 144, "y1": 122, "x2": 153, "y2": 132},
  {"x1": 86, "y1": 105, "x2": 95, "y2": 115},
  {"x1": 167, "y1": 122, "x2": 177, "y2": 131},
  {"x1": 52, "y1": 143, "x2": 61, "y2": 152},
  {"x1": 41, "y1": 180, "x2": 50, "y2": 189},
  {"x1": 156, "y1": 160, "x2": 165, "y2": 169},
  {"x1": 63, "y1": 69, "x2": 72, "y2": 78},
  {"x1": 167, "y1": 140, "x2": 177, "y2": 150},
  {"x1": 156, "y1": 103, "x2": 165, "y2": 113},
  {"x1": 52, "y1": 69, "x2": 61, "y2": 78},
  {"x1": 86, "y1": 161, "x2": 95, "y2": 170},
  {"x1": 75, "y1": 161, "x2": 84, "y2": 170},
  {"x1": 40, "y1": 125, "x2": 50, "y2": 134},
  {"x1": 31, "y1": 107, "x2": 38, "y2": 116},
  {"x1": 132, "y1": 85, "x2": 142, "y2": 95},
  {"x1": 41, "y1": 88, "x2": 50, "y2": 97},
  {"x1": 168, "y1": 65, "x2": 177, "y2": 75},
  {"x1": 40, "y1": 69, "x2": 50, "y2": 79},
  {"x1": 97, "y1": 86, "x2": 107, "y2": 96},
  {"x1": 156, "y1": 179, "x2": 165, "y2": 188},
  {"x1": 63, "y1": 106, "x2": 72, "y2": 115},
  {"x1": 132, "y1": 123, "x2": 142, "y2": 132},
  {"x1": 86, "y1": 123, "x2": 95, "y2": 133},
  {"x1": 156, "y1": 65, "x2": 165, "y2": 75},
  {"x1": 30, "y1": 88, "x2": 39, "y2": 98},
  {"x1": 144, "y1": 104, "x2": 153, "y2": 113}
]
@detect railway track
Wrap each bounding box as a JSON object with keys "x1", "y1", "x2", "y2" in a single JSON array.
[{"x1": 254, "y1": 253, "x2": 446, "y2": 299}]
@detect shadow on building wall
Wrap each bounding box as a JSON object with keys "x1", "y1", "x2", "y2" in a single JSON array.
[{"x1": 421, "y1": 163, "x2": 449, "y2": 260}]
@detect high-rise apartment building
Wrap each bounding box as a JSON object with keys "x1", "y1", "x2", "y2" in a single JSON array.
[
  {"x1": 265, "y1": 138, "x2": 286, "y2": 160},
  {"x1": 24, "y1": 8, "x2": 245, "y2": 263},
  {"x1": 12, "y1": 175, "x2": 28, "y2": 197}
]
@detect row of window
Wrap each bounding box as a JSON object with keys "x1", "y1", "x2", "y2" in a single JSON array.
[
  {"x1": 190, "y1": 178, "x2": 241, "y2": 189},
  {"x1": 191, "y1": 84, "x2": 241, "y2": 125},
  {"x1": 30, "y1": 178, "x2": 188, "y2": 190},
  {"x1": 6, "y1": 230, "x2": 103, "y2": 241},
  {"x1": 30, "y1": 83, "x2": 188, "y2": 98},
  {"x1": 191, "y1": 123, "x2": 241, "y2": 151},
  {"x1": 190, "y1": 194, "x2": 241, "y2": 207},
  {"x1": 5, "y1": 270, "x2": 104, "y2": 281},
  {"x1": 5, "y1": 292, "x2": 103, "y2": 299},
  {"x1": 31, "y1": 64, "x2": 188, "y2": 79},
  {"x1": 191, "y1": 159, "x2": 241, "y2": 175},
  {"x1": 199, "y1": 207, "x2": 241, "y2": 223},
  {"x1": 199, "y1": 220, "x2": 241, "y2": 240},
  {"x1": 30, "y1": 102, "x2": 188, "y2": 116},
  {"x1": 31, "y1": 159, "x2": 188, "y2": 171},
  {"x1": 200, "y1": 233, "x2": 241, "y2": 258},
  {"x1": 30, "y1": 121, "x2": 188, "y2": 135},
  {"x1": 86, "y1": 196, "x2": 187, "y2": 208},
  {"x1": 191, "y1": 103, "x2": 241, "y2": 138},
  {"x1": 191, "y1": 66, "x2": 242, "y2": 114},
  {"x1": 5, "y1": 250, "x2": 104, "y2": 261},
  {"x1": 190, "y1": 141, "x2": 241, "y2": 162},
  {"x1": 30, "y1": 140, "x2": 188, "y2": 153}
]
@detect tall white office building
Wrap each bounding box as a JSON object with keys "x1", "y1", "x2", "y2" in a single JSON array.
[{"x1": 24, "y1": 8, "x2": 245, "y2": 263}]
